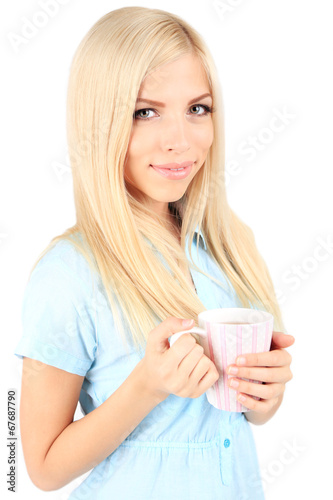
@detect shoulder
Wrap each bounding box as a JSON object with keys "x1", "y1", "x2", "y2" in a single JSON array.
[
  {"x1": 18, "y1": 235, "x2": 99, "y2": 375},
  {"x1": 29, "y1": 233, "x2": 96, "y2": 296}
]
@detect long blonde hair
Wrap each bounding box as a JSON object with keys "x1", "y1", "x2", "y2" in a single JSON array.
[{"x1": 32, "y1": 6, "x2": 286, "y2": 354}]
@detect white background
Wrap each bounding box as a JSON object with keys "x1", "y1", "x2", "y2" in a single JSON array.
[{"x1": 1, "y1": 0, "x2": 332, "y2": 498}]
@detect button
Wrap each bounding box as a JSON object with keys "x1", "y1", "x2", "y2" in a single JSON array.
[{"x1": 224, "y1": 439, "x2": 230, "y2": 448}]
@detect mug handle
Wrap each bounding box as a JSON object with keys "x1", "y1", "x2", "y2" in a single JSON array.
[{"x1": 169, "y1": 327, "x2": 207, "y2": 347}]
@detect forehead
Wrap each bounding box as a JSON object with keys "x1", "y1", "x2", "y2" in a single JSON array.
[{"x1": 138, "y1": 53, "x2": 210, "y2": 99}]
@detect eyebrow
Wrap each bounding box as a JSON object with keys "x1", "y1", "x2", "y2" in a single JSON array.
[{"x1": 135, "y1": 93, "x2": 212, "y2": 107}]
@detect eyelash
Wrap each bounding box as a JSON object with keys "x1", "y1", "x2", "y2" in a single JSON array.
[{"x1": 133, "y1": 104, "x2": 215, "y2": 121}]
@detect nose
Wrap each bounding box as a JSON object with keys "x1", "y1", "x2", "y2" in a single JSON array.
[{"x1": 161, "y1": 114, "x2": 191, "y2": 152}]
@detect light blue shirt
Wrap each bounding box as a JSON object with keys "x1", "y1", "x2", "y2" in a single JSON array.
[{"x1": 14, "y1": 229, "x2": 265, "y2": 499}]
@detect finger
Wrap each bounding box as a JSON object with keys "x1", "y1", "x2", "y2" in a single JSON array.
[
  {"x1": 170, "y1": 333, "x2": 199, "y2": 363},
  {"x1": 177, "y1": 342, "x2": 205, "y2": 375},
  {"x1": 173, "y1": 351, "x2": 217, "y2": 398},
  {"x1": 227, "y1": 365, "x2": 292, "y2": 384},
  {"x1": 271, "y1": 331, "x2": 295, "y2": 349},
  {"x1": 228, "y1": 378, "x2": 284, "y2": 400},
  {"x1": 236, "y1": 392, "x2": 280, "y2": 413},
  {"x1": 192, "y1": 360, "x2": 219, "y2": 394},
  {"x1": 148, "y1": 317, "x2": 194, "y2": 351},
  {"x1": 234, "y1": 348, "x2": 292, "y2": 368}
]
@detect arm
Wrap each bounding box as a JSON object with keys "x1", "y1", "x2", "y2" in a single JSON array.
[
  {"x1": 20, "y1": 357, "x2": 164, "y2": 491},
  {"x1": 20, "y1": 316, "x2": 219, "y2": 491}
]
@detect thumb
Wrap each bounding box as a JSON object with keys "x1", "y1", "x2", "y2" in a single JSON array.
[
  {"x1": 271, "y1": 331, "x2": 295, "y2": 350},
  {"x1": 148, "y1": 317, "x2": 195, "y2": 352}
]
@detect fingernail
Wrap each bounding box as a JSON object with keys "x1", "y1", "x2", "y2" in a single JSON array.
[
  {"x1": 237, "y1": 357, "x2": 246, "y2": 366},
  {"x1": 228, "y1": 366, "x2": 238, "y2": 375},
  {"x1": 182, "y1": 319, "x2": 194, "y2": 327}
]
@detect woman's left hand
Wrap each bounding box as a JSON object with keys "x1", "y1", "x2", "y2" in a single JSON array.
[{"x1": 226, "y1": 331, "x2": 295, "y2": 414}]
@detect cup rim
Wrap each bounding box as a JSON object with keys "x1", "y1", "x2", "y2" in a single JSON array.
[{"x1": 198, "y1": 307, "x2": 273, "y2": 326}]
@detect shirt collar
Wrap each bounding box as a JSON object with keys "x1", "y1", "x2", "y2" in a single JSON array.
[{"x1": 189, "y1": 224, "x2": 207, "y2": 250}]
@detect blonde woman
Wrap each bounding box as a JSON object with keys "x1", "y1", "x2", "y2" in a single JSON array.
[{"x1": 14, "y1": 6, "x2": 294, "y2": 499}]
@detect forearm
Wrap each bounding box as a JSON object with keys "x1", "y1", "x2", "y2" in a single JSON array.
[
  {"x1": 244, "y1": 392, "x2": 284, "y2": 425},
  {"x1": 39, "y1": 360, "x2": 164, "y2": 491}
]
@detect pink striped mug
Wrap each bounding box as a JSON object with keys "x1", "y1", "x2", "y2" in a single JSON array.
[{"x1": 169, "y1": 308, "x2": 273, "y2": 412}]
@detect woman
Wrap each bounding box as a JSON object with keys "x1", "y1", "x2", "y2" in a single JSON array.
[{"x1": 14, "y1": 6, "x2": 294, "y2": 499}]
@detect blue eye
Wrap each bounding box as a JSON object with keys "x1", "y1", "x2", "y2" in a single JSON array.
[
  {"x1": 189, "y1": 104, "x2": 213, "y2": 116},
  {"x1": 133, "y1": 104, "x2": 215, "y2": 121},
  {"x1": 134, "y1": 108, "x2": 155, "y2": 120}
]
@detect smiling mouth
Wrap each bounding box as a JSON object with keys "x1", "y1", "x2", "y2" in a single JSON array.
[
  {"x1": 150, "y1": 161, "x2": 195, "y2": 170},
  {"x1": 150, "y1": 163, "x2": 194, "y2": 180}
]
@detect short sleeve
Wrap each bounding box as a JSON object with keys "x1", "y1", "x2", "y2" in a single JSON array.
[{"x1": 14, "y1": 259, "x2": 97, "y2": 376}]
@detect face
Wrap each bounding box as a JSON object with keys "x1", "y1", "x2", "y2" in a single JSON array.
[{"x1": 124, "y1": 53, "x2": 214, "y2": 219}]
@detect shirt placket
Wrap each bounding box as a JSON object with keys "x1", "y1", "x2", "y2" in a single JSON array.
[{"x1": 218, "y1": 416, "x2": 233, "y2": 486}]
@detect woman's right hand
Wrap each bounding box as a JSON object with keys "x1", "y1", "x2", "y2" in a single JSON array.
[{"x1": 137, "y1": 317, "x2": 220, "y2": 402}]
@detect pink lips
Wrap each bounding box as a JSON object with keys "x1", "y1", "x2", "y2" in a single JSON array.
[
  {"x1": 151, "y1": 161, "x2": 194, "y2": 169},
  {"x1": 150, "y1": 161, "x2": 194, "y2": 180}
]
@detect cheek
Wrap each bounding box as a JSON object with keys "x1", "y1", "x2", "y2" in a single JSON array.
[
  {"x1": 124, "y1": 131, "x2": 149, "y2": 183},
  {"x1": 126, "y1": 129, "x2": 151, "y2": 161},
  {"x1": 200, "y1": 133, "x2": 214, "y2": 154},
  {"x1": 196, "y1": 123, "x2": 214, "y2": 151}
]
